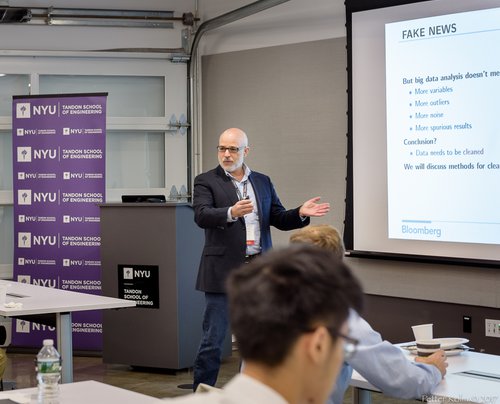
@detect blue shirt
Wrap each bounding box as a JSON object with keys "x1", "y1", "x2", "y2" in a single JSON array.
[{"x1": 329, "y1": 310, "x2": 442, "y2": 403}]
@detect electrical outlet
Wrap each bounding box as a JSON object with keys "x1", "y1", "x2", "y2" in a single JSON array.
[{"x1": 485, "y1": 319, "x2": 500, "y2": 338}]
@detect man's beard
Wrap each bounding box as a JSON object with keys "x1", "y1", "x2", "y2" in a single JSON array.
[{"x1": 221, "y1": 159, "x2": 242, "y2": 173}]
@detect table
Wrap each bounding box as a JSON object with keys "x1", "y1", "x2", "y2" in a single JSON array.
[
  {"x1": 0, "y1": 380, "x2": 164, "y2": 403},
  {"x1": 351, "y1": 349, "x2": 500, "y2": 404},
  {"x1": 0, "y1": 280, "x2": 135, "y2": 383}
]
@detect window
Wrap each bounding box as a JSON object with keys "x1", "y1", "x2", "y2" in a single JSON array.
[
  {"x1": 40, "y1": 75, "x2": 165, "y2": 117},
  {"x1": 0, "y1": 74, "x2": 30, "y2": 115},
  {"x1": 0, "y1": 131, "x2": 12, "y2": 191},
  {"x1": 0, "y1": 206, "x2": 13, "y2": 268},
  {"x1": 107, "y1": 131, "x2": 165, "y2": 188}
]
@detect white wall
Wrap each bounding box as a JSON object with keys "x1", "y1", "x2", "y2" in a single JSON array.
[
  {"x1": 201, "y1": 38, "x2": 348, "y2": 240},
  {"x1": 198, "y1": 0, "x2": 346, "y2": 55}
]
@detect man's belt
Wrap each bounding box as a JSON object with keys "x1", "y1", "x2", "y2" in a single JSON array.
[{"x1": 244, "y1": 253, "x2": 261, "y2": 264}]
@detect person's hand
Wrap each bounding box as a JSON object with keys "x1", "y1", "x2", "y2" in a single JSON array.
[
  {"x1": 299, "y1": 197, "x2": 330, "y2": 217},
  {"x1": 230, "y1": 199, "x2": 254, "y2": 218},
  {"x1": 415, "y1": 349, "x2": 448, "y2": 378}
]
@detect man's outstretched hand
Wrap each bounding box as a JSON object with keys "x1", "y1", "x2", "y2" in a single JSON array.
[{"x1": 299, "y1": 197, "x2": 330, "y2": 217}]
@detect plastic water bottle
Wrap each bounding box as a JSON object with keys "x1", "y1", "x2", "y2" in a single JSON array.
[{"x1": 36, "y1": 339, "x2": 61, "y2": 404}]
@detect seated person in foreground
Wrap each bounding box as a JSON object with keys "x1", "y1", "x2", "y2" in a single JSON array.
[
  {"x1": 163, "y1": 244, "x2": 364, "y2": 403},
  {"x1": 290, "y1": 225, "x2": 448, "y2": 404}
]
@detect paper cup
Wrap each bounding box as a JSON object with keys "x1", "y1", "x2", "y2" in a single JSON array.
[
  {"x1": 416, "y1": 339, "x2": 441, "y2": 357},
  {"x1": 411, "y1": 323, "x2": 433, "y2": 341}
]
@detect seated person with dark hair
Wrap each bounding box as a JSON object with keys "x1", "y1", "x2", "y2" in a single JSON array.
[
  {"x1": 290, "y1": 225, "x2": 448, "y2": 404},
  {"x1": 163, "y1": 244, "x2": 364, "y2": 404}
]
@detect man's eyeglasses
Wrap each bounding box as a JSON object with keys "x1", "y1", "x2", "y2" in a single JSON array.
[
  {"x1": 217, "y1": 146, "x2": 244, "y2": 154},
  {"x1": 303, "y1": 326, "x2": 359, "y2": 360},
  {"x1": 334, "y1": 331, "x2": 359, "y2": 360}
]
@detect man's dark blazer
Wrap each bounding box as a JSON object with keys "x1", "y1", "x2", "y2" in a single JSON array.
[{"x1": 193, "y1": 165, "x2": 309, "y2": 293}]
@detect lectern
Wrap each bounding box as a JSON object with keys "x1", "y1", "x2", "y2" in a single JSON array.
[{"x1": 100, "y1": 203, "x2": 207, "y2": 369}]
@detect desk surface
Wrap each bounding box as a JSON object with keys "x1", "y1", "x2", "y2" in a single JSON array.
[
  {"x1": 0, "y1": 280, "x2": 136, "y2": 384},
  {"x1": 351, "y1": 349, "x2": 500, "y2": 403},
  {"x1": 0, "y1": 280, "x2": 135, "y2": 316},
  {"x1": 0, "y1": 380, "x2": 164, "y2": 403}
]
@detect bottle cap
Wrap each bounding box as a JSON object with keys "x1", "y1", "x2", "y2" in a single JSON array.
[{"x1": 43, "y1": 339, "x2": 54, "y2": 346}]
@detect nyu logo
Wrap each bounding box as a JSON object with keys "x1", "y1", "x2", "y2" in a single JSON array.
[
  {"x1": 17, "y1": 274, "x2": 31, "y2": 283},
  {"x1": 34, "y1": 192, "x2": 57, "y2": 203},
  {"x1": 33, "y1": 235, "x2": 57, "y2": 246},
  {"x1": 17, "y1": 275, "x2": 56, "y2": 289},
  {"x1": 16, "y1": 103, "x2": 31, "y2": 119},
  {"x1": 16, "y1": 319, "x2": 56, "y2": 334},
  {"x1": 63, "y1": 259, "x2": 83, "y2": 267},
  {"x1": 33, "y1": 149, "x2": 57, "y2": 160},
  {"x1": 63, "y1": 172, "x2": 84, "y2": 180},
  {"x1": 134, "y1": 269, "x2": 151, "y2": 278},
  {"x1": 18, "y1": 215, "x2": 39, "y2": 223},
  {"x1": 63, "y1": 216, "x2": 83, "y2": 223},
  {"x1": 16, "y1": 319, "x2": 31, "y2": 333},
  {"x1": 17, "y1": 128, "x2": 37, "y2": 136},
  {"x1": 123, "y1": 267, "x2": 134, "y2": 280},
  {"x1": 17, "y1": 189, "x2": 32, "y2": 205},
  {"x1": 123, "y1": 267, "x2": 152, "y2": 279},
  {"x1": 32, "y1": 278, "x2": 57, "y2": 288},
  {"x1": 17, "y1": 232, "x2": 57, "y2": 248},
  {"x1": 18, "y1": 232, "x2": 32, "y2": 248},
  {"x1": 17, "y1": 147, "x2": 57, "y2": 162},
  {"x1": 17, "y1": 147, "x2": 32, "y2": 162},
  {"x1": 17, "y1": 190, "x2": 57, "y2": 204},
  {"x1": 32, "y1": 104, "x2": 57, "y2": 116},
  {"x1": 17, "y1": 258, "x2": 36, "y2": 265}
]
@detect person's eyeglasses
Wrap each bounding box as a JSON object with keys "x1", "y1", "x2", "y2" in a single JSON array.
[
  {"x1": 302, "y1": 326, "x2": 359, "y2": 360},
  {"x1": 334, "y1": 331, "x2": 359, "y2": 360},
  {"x1": 217, "y1": 146, "x2": 244, "y2": 154}
]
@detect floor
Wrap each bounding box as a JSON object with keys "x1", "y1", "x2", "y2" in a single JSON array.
[{"x1": 2, "y1": 350, "x2": 410, "y2": 403}]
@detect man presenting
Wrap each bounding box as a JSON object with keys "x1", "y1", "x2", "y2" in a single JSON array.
[{"x1": 192, "y1": 127, "x2": 329, "y2": 389}]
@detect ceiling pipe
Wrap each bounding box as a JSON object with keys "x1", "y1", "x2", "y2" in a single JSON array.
[
  {"x1": 0, "y1": 6, "x2": 199, "y2": 27},
  {"x1": 186, "y1": 0, "x2": 291, "y2": 196},
  {"x1": 188, "y1": 0, "x2": 291, "y2": 78}
]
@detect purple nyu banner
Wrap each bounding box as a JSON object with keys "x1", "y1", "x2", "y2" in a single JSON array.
[{"x1": 12, "y1": 93, "x2": 107, "y2": 350}]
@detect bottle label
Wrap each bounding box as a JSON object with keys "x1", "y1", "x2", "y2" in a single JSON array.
[{"x1": 37, "y1": 360, "x2": 61, "y2": 374}]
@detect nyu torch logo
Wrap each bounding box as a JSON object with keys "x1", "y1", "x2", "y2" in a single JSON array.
[{"x1": 16, "y1": 103, "x2": 31, "y2": 119}]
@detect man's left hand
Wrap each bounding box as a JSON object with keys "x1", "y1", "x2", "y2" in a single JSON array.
[{"x1": 299, "y1": 197, "x2": 330, "y2": 217}]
